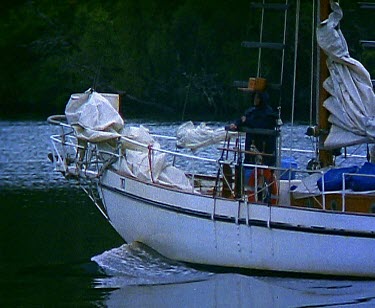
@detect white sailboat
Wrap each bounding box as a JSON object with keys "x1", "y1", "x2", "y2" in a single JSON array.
[{"x1": 48, "y1": 0, "x2": 375, "y2": 277}]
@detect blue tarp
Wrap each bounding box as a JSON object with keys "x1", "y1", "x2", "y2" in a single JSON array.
[
  {"x1": 317, "y1": 166, "x2": 359, "y2": 191},
  {"x1": 351, "y1": 162, "x2": 375, "y2": 191}
]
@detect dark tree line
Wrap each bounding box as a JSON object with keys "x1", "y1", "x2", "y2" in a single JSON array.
[{"x1": 0, "y1": 0, "x2": 374, "y2": 121}]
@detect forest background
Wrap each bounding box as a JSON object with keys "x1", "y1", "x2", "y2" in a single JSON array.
[{"x1": 0, "y1": 0, "x2": 374, "y2": 121}]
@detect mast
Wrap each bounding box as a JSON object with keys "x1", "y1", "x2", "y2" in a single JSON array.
[{"x1": 318, "y1": 0, "x2": 333, "y2": 166}]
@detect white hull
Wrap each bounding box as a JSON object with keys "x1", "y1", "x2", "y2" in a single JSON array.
[{"x1": 100, "y1": 169, "x2": 375, "y2": 278}]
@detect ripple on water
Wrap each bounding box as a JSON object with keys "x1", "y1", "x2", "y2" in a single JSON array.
[{"x1": 91, "y1": 243, "x2": 214, "y2": 288}]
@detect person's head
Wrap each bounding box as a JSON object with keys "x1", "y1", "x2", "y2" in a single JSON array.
[
  {"x1": 253, "y1": 92, "x2": 262, "y2": 106},
  {"x1": 253, "y1": 91, "x2": 269, "y2": 107}
]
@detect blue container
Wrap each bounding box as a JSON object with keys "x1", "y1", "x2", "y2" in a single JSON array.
[
  {"x1": 280, "y1": 157, "x2": 297, "y2": 180},
  {"x1": 244, "y1": 167, "x2": 253, "y2": 184}
]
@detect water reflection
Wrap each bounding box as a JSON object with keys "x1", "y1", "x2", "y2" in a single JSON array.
[
  {"x1": 96, "y1": 263, "x2": 375, "y2": 307},
  {"x1": 92, "y1": 243, "x2": 375, "y2": 307}
]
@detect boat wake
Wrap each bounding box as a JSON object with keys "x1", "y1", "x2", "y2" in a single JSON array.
[{"x1": 91, "y1": 243, "x2": 214, "y2": 288}]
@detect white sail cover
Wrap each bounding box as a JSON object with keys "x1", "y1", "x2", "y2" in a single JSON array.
[
  {"x1": 113, "y1": 126, "x2": 193, "y2": 191},
  {"x1": 176, "y1": 121, "x2": 231, "y2": 150},
  {"x1": 64, "y1": 90, "x2": 193, "y2": 191},
  {"x1": 65, "y1": 89, "x2": 124, "y2": 142},
  {"x1": 316, "y1": 1, "x2": 375, "y2": 149}
]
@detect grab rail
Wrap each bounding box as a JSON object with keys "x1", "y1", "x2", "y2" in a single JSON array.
[
  {"x1": 49, "y1": 116, "x2": 372, "y2": 211},
  {"x1": 341, "y1": 172, "x2": 375, "y2": 212},
  {"x1": 47, "y1": 115, "x2": 70, "y2": 128}
]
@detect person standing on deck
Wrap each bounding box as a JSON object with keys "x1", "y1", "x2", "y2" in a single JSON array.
[{"x1": 229, "y1": 91, "x2": 278, "y2": 166}]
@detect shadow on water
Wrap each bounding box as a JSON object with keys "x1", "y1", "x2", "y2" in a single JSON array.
[{"x1": 0, "y1": 186, "x2": 124, "y2": 306}]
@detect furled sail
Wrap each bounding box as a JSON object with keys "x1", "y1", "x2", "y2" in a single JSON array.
[
  {"x1": 64, "y1": 89, "x2": 193, "y2": 191},
  {"x1": 176, "y1": 121, "x2": 232, "y2": 150},
  {"x1": 65, "y1": 89, "x2": 123, "y2": 142},
  {"x1": 316, "y1": 1, "x2": 375, "y2": 149}
]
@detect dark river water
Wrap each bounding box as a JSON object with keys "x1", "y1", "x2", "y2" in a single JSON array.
[{"x1": 1, "y1": 120, "x2": 375, "y2": 307}]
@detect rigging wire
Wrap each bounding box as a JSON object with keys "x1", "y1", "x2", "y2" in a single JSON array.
[
  {"x1": 278, "y1": 0, "x2": 289, "y2": 109},
  {"x1": 310, "y1": 0, "x2": 320, "y2": 163},
  {"x1": 257, "y1": 0, "x2": 266, "y2": 77},
  {"x1": 289, "y1": 0, "x2": 301, "y2": 157},
  {"x1": 276, "y1": 0, "x2": 289, "y2": 170},
  {"x1": 92, "y1": 55, "x2": 103, "y2": 90},
  {"x1": 309, "y1": 0, "x2": 316, "y2": 127}
]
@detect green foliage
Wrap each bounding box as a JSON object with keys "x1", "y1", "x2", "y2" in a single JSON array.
[{"x1": 0, "y1": 0, "x2": 373, "y2": 121}]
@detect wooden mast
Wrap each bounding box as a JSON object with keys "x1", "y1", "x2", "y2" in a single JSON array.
[{"x1": 318, "y1": 0, "x2": 333, "y2": 166}]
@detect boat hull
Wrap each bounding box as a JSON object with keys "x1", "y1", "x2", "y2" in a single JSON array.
[{"x1": 99, "y1": 169, "x2": 375, "y2": 278}]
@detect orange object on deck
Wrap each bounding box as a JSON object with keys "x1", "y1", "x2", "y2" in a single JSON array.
[{"x1": 247, "y1": 168, "x2": 278, "y2": 205}]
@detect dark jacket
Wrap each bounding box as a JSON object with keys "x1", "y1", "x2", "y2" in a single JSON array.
[
  {"x1": 234, "y1": 103, "x2": 277, "y2": 130},
  {"x1": 234, "y1": 94, "x2": 278, "y2": 165}
]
